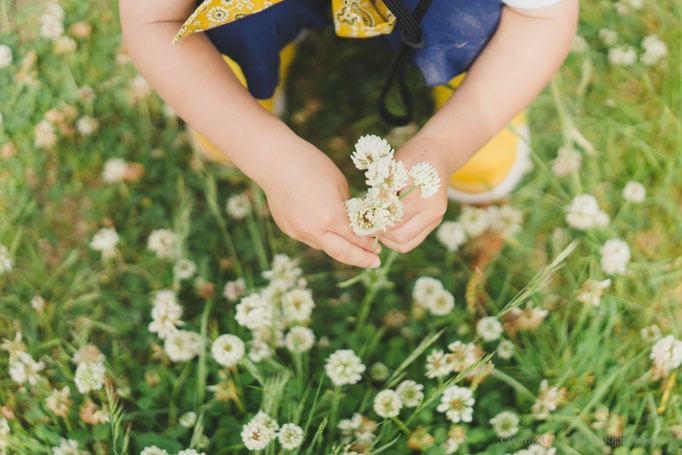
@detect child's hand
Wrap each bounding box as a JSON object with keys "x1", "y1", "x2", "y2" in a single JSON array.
[
  {"x1": 260, "y1": 139, "x2": 381, "y2": 268},
  {"x1": 379, "y1": 135, "x2": 449, "y2": 253}
]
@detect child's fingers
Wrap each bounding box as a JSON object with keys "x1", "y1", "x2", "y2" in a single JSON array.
[
  {"x1": 319, "y1": 231, "x2": 381, "y2": 268},
  {"x1": 337, "y1": 223, "x2": 382, "y2": 254},
  {"x1": 380, "y1": 215, "x2": 440, "y2": 254}
]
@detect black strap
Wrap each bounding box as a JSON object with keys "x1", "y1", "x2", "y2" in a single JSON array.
[{"x1": 378, "y1": 0, "x2": 433, "y2": 126}]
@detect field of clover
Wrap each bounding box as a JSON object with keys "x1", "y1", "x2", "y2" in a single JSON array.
[{"x1": 0, "y1": 0, "x2": 681, "y2": 454}]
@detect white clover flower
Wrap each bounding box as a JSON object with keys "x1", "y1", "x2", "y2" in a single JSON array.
[
  {"x1": 367, "y1": 189, "x2": 404, "y2": 226},
  {"x1": 149, "y1": 295, "x2": 184, "y2": 339},
  {"x1": 442, "y1": 437, "x2": 460, "y2": 454},
  {"x1": 351, "y1": 135, "x2": 394, "y2": 170},
  {"x1": 570, "y1": 35, "x2": 588, "y2": 54},
  {"x1": 565, "y1": 194, "x2": 609, "y2": 230},
  {"x1": 623, "y1": 181, "x2": 646, "y2": 203},
  {"x1": 551, "y1": 146, "x2": 582, "y2": 177},
  {"x1": 425, "y1": 289, "x2": 455, "y2": 316},
  {"x1": 447, "y1": 341, "x2": 478, "y2": 372},
  {"x1": 45, "y1": 386, "x2": 71, "y2": 417},
  {"x1": 608, "y1": 45, "x2": 637, "y2": 66},
  {"x1": 285, "y1": 326, "x2": 315, "y2": 353},
  {"x1": 162, "y1": 103, "x2": 176, "y2": 119},
  {"x1": 490, "y1": 411, "x2": 519, "y2": 438},
  {"x1": 641, "y1": 34, "x2": 667, "y2": 66},
  {"x1": 174, "y1": 259, "x2": 197, "y2": 280},
  {"x1": 325, "y1": 349, "x2": 365, "y2": 386},
  {"x1": 396, "y1": 380, "x2": 424, "y2": 407},
  {"x1": 262, "y1": 254, "x2": 302, "y2": 288},
  {"x1": 102, "y1": 158, "x2": 127, "y2": 183},
  {"x1": 497, "y1": 339, "x2": 515, "y2": 360},
  {"x1": 531, "y1": 380, "x2": 564, "y2": 418},
  {"x1": 131, "y1": 75, "x2": 151, "y2": 99},
  {"x1": 235, "y1": 294, "x2": 272, "y2": 330},
  {"x1": 373, "y1": 390, "x2": 403, "y2": 419},
  {"x1": 76, "y1": 116, "x2": 98, "y2": 135},
  {"x1": 179, "y1": 411, "x2": 197, "y2": 428},
  {"x1": 0, "y1": 244, "x2": 12, "y2": 275},
  {"x1": 488, "y1": 205, "x2": 524, "y2": 236},
  {"x1": 40, "y1": 14, "x2": 64, "y2": 40},
  {"x1": 412, "y1": 276, "x2": 444, "y2": 303},
  {"x1": 437, "y1": 386, "x2": 475, "y2": 423},
  {"x1": 141, "y1": 447, "x2": 169, "y2": 455},
  {"x1": 177, "y1": 450, "x2": 205, "y2": 455},
  {"x1": 74, "y1": 361, "x2": 106, "y2": 394},
  {"x1": 147, "y1": 229, "x2": 178, "y2": 260},
  {"x1": 242, "y1": 418, "x2": 275, "y2": 451},
  {"x1": 164, "y1": 330, "x2": 203, "y2": 362},
  {"x1": 31, "y1": 296, "x2": 45, "y2": 311},
  {"x1": 0, "y1": 45, "x2": 12, "y2": 68},
  {"x1": 346, "y1": 196, "x2": 392, "y2": 235},
  {"x1": 35, "y1": 120, "x2": 57, "y2": 148},
  {"x1": 365, "y1": 157, "x2": 408, "y2": 194},
  {"x1": 282, "y1": 289, "x2": 315, "y2": 323},
  {"x1": 600, "y1": 239, "x2": 630, "y2": 275},
  {"x1": 89, "y1": 227, "x2": 119, "y2": 259},
  {"x1": 650, "y1": 335, "x2": 682, "y2": 374},
  {"x1": 278, "y1": 423, "x2": 304, "y2": 450},
  {"x1": 599, "y1": 29, "x2": 618, "y2": 46},
  {"x1": 52, "y1": 438, "x2": 79, "y2": 455},
  {"x1": 576, "y1": 278, "x2": 611, "y2": 306},
  {"x1": 425, "y1": 349, "x2": 452, "y2": 379},
  {"x1": 640, "y1": 324, "x2": 662, "y2": 343},
  {"x1": 223, "y1": 278, "x2": 246, "y2": 302},
  {"x1": 212, "y1": 334, "x2": 245, "y2": 367},
  {"x1": 459, "y1": 206, "x2": 490, "y2": 237},
  {"x1": 437, "y1": 221, "x2": 467, "y2": 252},
  {"x1": 0, "y1": 416, "x2": 9, "y2": 437},
  {"x1": 409, "y1": 162, "x2": 441, "y2": 197},
  {"x1": 477, "y1": 316, "x2": 503, "y2": 341},
  {"x1": 226, "y1": 193, "x2": 252, "y2": 220},
  {"x1": 9, "y1": 351, "x2": 45, "y2": 386}
]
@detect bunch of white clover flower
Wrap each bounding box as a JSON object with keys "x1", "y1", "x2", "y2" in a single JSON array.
[
  {"x1": 0, "y1": 243, "x2": 12, "y2": 275},
  {"x1": 89, "y1": 227, "x2": 119, "y2": 260},
  {"x1": 565, "y1": 194, "x2": 609, "y2": 230},
  {"x1": 412, "y1": 277, "x2": 455, "y2": 316},
  {"x1": 146, "y1": 290, "x2": 203, "y2": 363},
  {"x1": 649, "y1": 335, "x2": 682, "y2": 375},
  {"x1": 599, "y1": 238, "x2": 631, "y2": 276},
  {"x1": 437, "y1": 385, "x2": 475, "y2": 423},
  {"x1": 233, "y1": 254, "x2": 317, "y2": 361},
  {"x1": 641, "y1": 34, "x2": 667, "y2": 66},
  {"x1": 436, "y1": 204, "x2": 523, "y2": 253},
  {"x1": 39, "y1": 2, "x2": 65, "y2": 40},
  {"x1": 345, "y1": 135, "x2": 441, "y2": 236},
  {"x1": 241, "y1": 411, "x2": 304, "y2": 451},
  {"x1": 425, "y1": 340, "x2": 481, "y2": 380},
  {"x1": 141, "y1": 448, "x2": 206, "y2": 455},
  {"x1": 147, "y1": 228, "x2": 179, "y2": 260}
]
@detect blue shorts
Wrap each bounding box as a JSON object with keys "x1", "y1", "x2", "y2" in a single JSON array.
[{"x1": 205, "y1": 0, "x2": 504, "y2": 99}]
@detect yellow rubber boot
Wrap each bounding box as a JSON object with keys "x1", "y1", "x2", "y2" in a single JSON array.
[
  {"x1": 432, "y1": 74, "x2": 531, "y2": 204},
  {"x1": 187, "y1": 41, "x2": 299, "y2": 165}
]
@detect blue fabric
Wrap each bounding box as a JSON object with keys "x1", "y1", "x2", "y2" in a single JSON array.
[{"x1": 205, "y1": 0, "x2": 504, "y2": 99}]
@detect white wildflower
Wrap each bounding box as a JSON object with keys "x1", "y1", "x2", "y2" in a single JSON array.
[
  {"x1": 650, "y1": 335, "x2": 682, "y2": 374},
  {"x1": 212, "y1": 334, "x2": 245, "y2": 367},
  {"x1": 570, "y1": 35, "x2": 588, "y2": 54},
  {"x1": 599, "y1": 29, "x2": 618, "y2": 46},
  {"x1": 497, "y1": 339, "x2": 515, "y2": 360},
  {"x1": 373, "y1": 390, "x2": 402, "y2": 419},
  {"x1": 346, "y1": 195, "x2": 392, "y2": 235},
  {"x1": 147, "y1": 229, "x2": 178, "y2": 260},
  {"x1": 551, "y1": 146, "x2": 582, "y2": 176},
  {"x1": 425, "y1": 349, "x2": 452, "y2": 379},
  {"x1": 40, "y1": 14, "x2": 64, "y2": 40},
  {"x1": 285, "y1": 326, "x2": 315, "y2": 353},
  {"x1": 640, "y1": 324, "x2": 662, "y2": 343},
  {"x1": 459, "y1": 206, "x2": 490, "y2": 237},
  {"x1": 477, "y1": 316, "x2": 503, "y2": 341},
  {"x1": 248, "y1": 340, "x2": 272, "y2": 362},
  {"x1": 437, "y1": 386, "x2": 475, "y2": 423},
  {"x1": 488, "y1": 205, "x2": 523, "y2": 236},
  {"x1": 600, "y1": 239, "x2": 630, "y2": 275},
  {"x1": 149, "y1": 293, "x2": 184, "y2": 339},
  {"x1": 437, "y1": 221, "x2": 467, "y2": 252},
  {"x1": 351, "y1": 134, "x2": 394, "y2": 170},
  {"x1": 369, "y1": 362, "x2": 390, "y2": 382},
  {"x1": 0, "y1": 244, "x2": 12, "y2": 275},
  {"x1": 490, "y1": 411, "x2": 519, "y2": 438},
  {"x1": 35, "y1": 120, "x2": 57, "y2": 148},
  {"x1": 89, "y1": 227, "x2": 118, "y2": 259},
  {"x1": 242, "y1": 419, "x2": 274, "y2": 451},
  {"x1": 325, "y1": 349, "x2": 365, "y2": 386},
  {"x1": 408, "y1": 162, "x2": 441, "y2": 198},
  {"x1": 31, "y1": 296, "x2": 46, "y2": 311},
  {"x1": 102, "y1": 158, "x2": 127, "y2": 182},
  {"x1": 0, "y1": 45, "x2": 12, "y2": 68},
  {"x1": 565, "y1": 194, "x2": 609, "y2": 230},
  {"x1": 365, "y1": 156, "x2": 408, "y2": 194},
  {"x1": 396, "y1": 380, "x2": 424, "y2": 407},
  {"x1": 9, "y1": 351, "x2": 45, "y2": 386},
  {"x1": 174, "y1": 259, "x2": 197, "y2": 280},
  {"x1": 179, "y1": 411, "x2": 197, "y2": 428},
  {"x1": 282, "y1": 289, "x2": 315, "y2": 323},
  {"x1": 76, "y1": 116, "x2": 98, "y2": 135},
  {"x1": 532, "y1": 380, "x2": 564, "y2": 418},
  {"x1": 278, "y1": 423, "x2": 304, "y2": 450},
  {"x1": 226, "y1": 193, "x2": 252, "y2": 220},
  {"x1": 164, "y1": 330, "x2": 203, "y2": 362},
  {"x1": 131, "y1": 75, "x2": 151, "y2": 99},
  {"x1": 46, "y1": 386, "x2": 72, "y2": 417},
  {"x1": 177, "y1": 450, "x2": 205, "y2": 455},
  {"x1": 52, "y1": 438, "x2": 79, "y2": 455},
  {"x1": 74, "y1": 361, "x2": 106, "y2": 394},
  {"x1": 447, "y1": 341, "x2": 478, "y2": 372},
  {"x1": 425, "y1": 289, "x2": 455, "y2": 316},
  {"x1": 262, "y1": 254, "x2": 302, "y2": 288},
  {"x1": 141, "y1": 447, "x2": 169, "y2": 455},
  {"x1": 608, "y1": 45, "x2": 637, "y2": 66},
  {"x1": 235, "y1": 294, "x2": 272, "y2": 330},
  {"x1": 623, "y1": 181, "x2": 646, "y2": 203},
  {"x1": 576, "y1": 279, "x2": 611, "y2": 306},
  {"x1": 223, "y1": 278, "x2": 246, "y2": 301},
  {"x1": 641, "y1": 34, "x2": 667, "y2": 66},
  {"x1": 412, "y1": 277, "x2": 444, "y2": 304}
]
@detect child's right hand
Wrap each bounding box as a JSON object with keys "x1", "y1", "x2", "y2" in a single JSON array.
[{"x1": 259, "y1": 138, "x2": 381, "y2": 269}]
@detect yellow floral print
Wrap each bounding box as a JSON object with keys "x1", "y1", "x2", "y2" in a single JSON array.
[{"x1": 173, "y1": 0, "x2": 396, "y2": 44}]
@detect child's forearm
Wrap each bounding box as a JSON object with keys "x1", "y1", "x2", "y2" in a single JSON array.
[
  {"x1": 119, "y1": 0, "x2": 301, "y2": 188},
  {"x1": 417, "y1": 0, "x2": 579, "y2": 174}
]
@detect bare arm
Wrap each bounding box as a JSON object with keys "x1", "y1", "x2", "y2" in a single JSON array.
[{"x1": 119, "y1": 0, "x2": 381, "y2": 268}]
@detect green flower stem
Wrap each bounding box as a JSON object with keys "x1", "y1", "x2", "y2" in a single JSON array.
[
  {"x1": 246, "y1": 210, "x2": 269, "y2": 271},
  {"x1": 328, "y1": 386, "x2": 342, "y2": 443},
  {"x1": 391, "y1": 416, "x2": 411, "y2": 435},
  {"x1": 356, "y1": 249, "x2": 398, "y2": 326},
  {"x1": 398, "y1": 185, "x2": 417, "y2": 200},
  {"x1": 168, "y1": 360, "x2": 193, "y2": 426}
]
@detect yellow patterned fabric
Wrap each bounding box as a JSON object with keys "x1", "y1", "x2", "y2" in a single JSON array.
[{"x1": 173, "y1": 0, "x2": 396, "y2": 44}]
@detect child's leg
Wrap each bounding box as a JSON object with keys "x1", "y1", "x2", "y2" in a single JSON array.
[
  {"x1": 432, "y1": 74, "x2": 531, "y2": 204},
  {"x1": 188, "y1": 40, "x2": 299, "y2": 165}
]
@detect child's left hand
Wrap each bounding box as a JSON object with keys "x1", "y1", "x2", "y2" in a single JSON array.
[{"x1": 378, "y1": 134, "x2": 450, "y2": 253}]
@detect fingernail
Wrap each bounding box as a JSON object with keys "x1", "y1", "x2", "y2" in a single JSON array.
[{"x1": 371, "y1": 257, "x2": 381, "y2": 268}]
